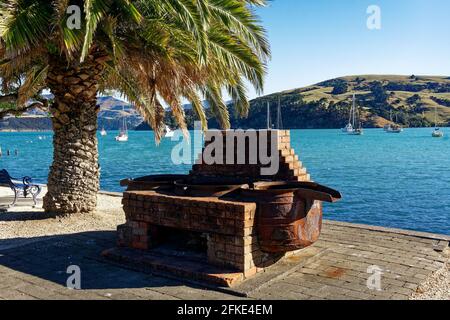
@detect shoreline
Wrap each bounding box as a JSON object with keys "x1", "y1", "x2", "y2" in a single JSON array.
[{"x1": 1, "y1": 127, "x2": 450, "y2": 133}]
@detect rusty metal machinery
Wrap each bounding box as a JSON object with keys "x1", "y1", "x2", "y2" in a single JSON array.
[{"x1": 240, "y1": 181, "x2": 341, "y2": 253}]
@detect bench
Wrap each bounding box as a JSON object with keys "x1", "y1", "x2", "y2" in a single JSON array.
[{"x1": 0, "y1": 169, "x2": 42, "y2": 208}]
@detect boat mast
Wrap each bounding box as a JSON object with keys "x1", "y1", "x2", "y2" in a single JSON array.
[
  {"x1": 122, "y1": 105, "x2": 128, "y2": 134},
  {"x1": 267, "y1": 101, "x2": 271, "y2": 129},
  {"x1": 348, "y1": 95, "x2": 353, "y2": 126},
  {"x1": 276, "y1": 95, "x2": 283, "y2": 130},
  {"x1": 434, "y1": 106, "x2": 437, "y2": 128},
  {"x1": 352, "y1": 94, "x2": 356, "y2": 128}
]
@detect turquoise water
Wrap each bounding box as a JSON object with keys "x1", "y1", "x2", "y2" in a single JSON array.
[{"x1": 1, "y1": 129, "x2": 449, "y2": 235}]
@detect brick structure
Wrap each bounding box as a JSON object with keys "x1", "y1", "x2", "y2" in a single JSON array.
[
  {"x1": 191, "y1": 130, "x2": 311, "y2": 182},
  {"x1": 109, "y1": 129, "x2": 314, "y2": 286}
]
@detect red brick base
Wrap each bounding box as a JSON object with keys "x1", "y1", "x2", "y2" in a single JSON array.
[{"x1": 109, "y1": 130, "x2": 314, "y2": 286}]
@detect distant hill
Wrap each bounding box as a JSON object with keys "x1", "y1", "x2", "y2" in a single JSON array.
[
  {"x1": 0, "y1": 115, "x2": 52, "y2": 131},
  {"x1": 3, "y1": 75, "x2": 450, "y2": 131},
  {"x1": 149, "y1": 75, "x2": 450, "y2": 130},
  {"x1": 0, "y1": 96, "x2": 142, "y2": 131},
  {"x1": 96, "y1": 96, "x2": 142, "y2": 130}
]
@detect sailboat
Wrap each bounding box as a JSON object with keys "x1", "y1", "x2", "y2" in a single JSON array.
[
  {"x1": 386, "y1": 110, "x2": 403, "y2": 133},
  {"x1": 346, "y1": 94, "x2": 363, "y2": 135},
  {"x1": 115, "y1": 107, "x2": 128, "y2": 142},
  {"x1": 100, "y1": 127, "x2": 107, "y2": 136},
  {"x1": 342, "y1": 94, "x2": 355, "y2": 133},
  {"x1": 164, "y1": 125, "x2": 175, "y2": 138},
  {"x1": 432, "y1": 106, "x2": 444, "y2": 138}
]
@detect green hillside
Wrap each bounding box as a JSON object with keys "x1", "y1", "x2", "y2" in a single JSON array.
[{"x1": 202, "y1": 75, "x2": 450, "y2": 129}]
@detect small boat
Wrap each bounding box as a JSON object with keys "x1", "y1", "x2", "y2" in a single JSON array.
[
  {"x1": 350, "y1": 127, "x2": 364, "y2": 135},
  {"x1": 345, "y1": 94, "x2": 363, "y2": 135},
  {"x1": 432, "y1": 106, "x2": 444, "y2": 138},
  {"x1": 115, "y1": 107, "x2": 128, "y2": 142},
  {"x1": 432, "y1": 128, "x2": 444, "y2": 138},
  {"x1": 164, "y1": 125, "x2": 175, "y2": 138},
  {"x1": 115, "y1": 131, "x2": 128, "y2": 142},
  {"x1": 100, "y1": 127, "x2": 107, "y2": 136},
  {"x1": 342, "y1": 123, "x2": 354, "y2": 133},
  {"x1": 386, "y1": 125, "x2": 403, "y2": 133},
  {"x1": 386, "y1": 111, "x2": 403, "y2": 133},
  {"x1": 342, "y1": 94, "x2": 356, "y2": 133}
]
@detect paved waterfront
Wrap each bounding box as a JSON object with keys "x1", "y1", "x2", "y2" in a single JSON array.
[{"x1": 0, "y1": 218, "x2": 448, "y2": 300}]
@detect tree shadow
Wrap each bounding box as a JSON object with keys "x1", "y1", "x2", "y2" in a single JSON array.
[
  {"x1": 0, "y1": 210, "x2": 57, "y2": 221},
  {"x1": 0, "y1": 231, "x2": 202, "y2": 291}
]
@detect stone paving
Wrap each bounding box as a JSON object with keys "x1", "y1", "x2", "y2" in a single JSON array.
[{"x1": 0, "y1": 219, "x2": 448, "y2": 300}]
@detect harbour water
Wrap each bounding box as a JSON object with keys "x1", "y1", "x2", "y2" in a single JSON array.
[{"x1": 0, "y1": 128, "x2": 449, "y2": 235}]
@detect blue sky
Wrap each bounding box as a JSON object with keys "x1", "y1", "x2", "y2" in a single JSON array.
[{"x1": 250, "y1": 0, "x2": 450, "y2": 98}]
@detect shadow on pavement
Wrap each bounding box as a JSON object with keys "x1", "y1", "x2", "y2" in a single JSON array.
[{"x1": 0, "y1": 231, "x2": 197, "y2": 291}]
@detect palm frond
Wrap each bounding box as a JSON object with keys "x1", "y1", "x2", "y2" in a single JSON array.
[
  {"x1": 0, "y1": 1, "x2": 51, "y2": 54},
  {"x1": 1, "y1": 0, "x2": 270, "y2": 133},
  {"x1": 81, "y1": 0, "x2": 109, "y2": 62},
  {"x1": 186, "y1": 90, "x2": 208, "y2": 130},
  {"x1": 208, "y1": 0, "x2": 270, "y2": 58},
  {"x1": 228, "y1": 79, "x2": 249, "y2": 117},
  {"x1": 17, "y1": 64, "x2": 48, "y2": 107},
  {"x1": 205, "y1": 83, "x2": 230, "y2": 129}
]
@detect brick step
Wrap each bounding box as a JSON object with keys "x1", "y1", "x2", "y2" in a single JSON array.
[
  {"x1": 280, "y1": 148, "x2": 295, "y2": 157},
  {"x1": 102, "y1": 247, "x2": 245, "y2": 288},
  {"x1": 280, "y1": 160, "x2": 303, "y2": 170},
  {"x1": 293, "y1": 167, "x2": 308, "y2": 176},
  {"x1": 294, "y1": 174, "x2": 311, "y2": 182},
  {"x1": 276, "y1": 142, "x2": 290, "y2": 150},
  {"x1": 289, "y1": 161, "x2": 303, "y2": 170},
  {"x1": 281, "y1": 154, "x2": 300, "y2": 163},
  {"x1": 277, "y1": 136, "x2": 290, "y2": 144}
]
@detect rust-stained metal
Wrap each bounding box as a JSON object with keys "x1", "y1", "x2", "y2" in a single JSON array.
[
  {"x1": 174, "y1": 177, "x2": 249, "y2": 197},
  {"x1": 120, "y1": 175, "x2": 188, "y2": 191},
  {"x1": 241, "y1": 181, "x2": 341, "y2": 253}
]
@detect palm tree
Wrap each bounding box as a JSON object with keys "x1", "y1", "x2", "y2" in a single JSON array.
[{"x1": 0, "y1": 0, "x2": 270, "y2": 215}]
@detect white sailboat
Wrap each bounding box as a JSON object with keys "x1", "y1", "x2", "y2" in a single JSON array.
[
  {"x1": 100, "y1": 127, "x2": 107, "y2": 136},
  {"x1": 115, "y1": 107, "x2": 128, "y2": 142},
  {"x1": 345, "y1": 94, "x2": 363, "y2": 135},
  {"x1": 164, "y1": 125, "x2": 175, "y2": 138},
  {"x1": 432, "y1": 106, "x2": 444, "y2": 138},
  {"x1": 342, "y1": 94, "x2": 355, "y2": 133},
  {"x1": 386, "y1": 110, "x2": 403, "y2": 133}
]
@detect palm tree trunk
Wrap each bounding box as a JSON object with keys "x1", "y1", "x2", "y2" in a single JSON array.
[{"x1": 43, "y1": 53, "x2": 105, "y2": 215}]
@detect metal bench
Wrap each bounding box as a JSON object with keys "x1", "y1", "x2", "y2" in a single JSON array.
[{"x1": 0, "y1": 169, "x2": 42, "y2": 208}]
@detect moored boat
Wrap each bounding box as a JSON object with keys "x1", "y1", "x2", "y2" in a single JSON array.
[
  {"x1": 345, "y1": 94, "x2": 363, "y2": 135},
  {"x1": 386, "y1": 111, "x2": 403, "y2": 133},
  {"x1": 115, "y1": 107, "x2": 128, "y2": 142},
  {"x1": 342, "y1": 94, "x2": 356, "y2": 133},
  {"x1": 432, "y1": 106, "x2": 444, "y2": 138},
  {"x1": 164, "y1": 125, "x2": 175, "y2": 138}
]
